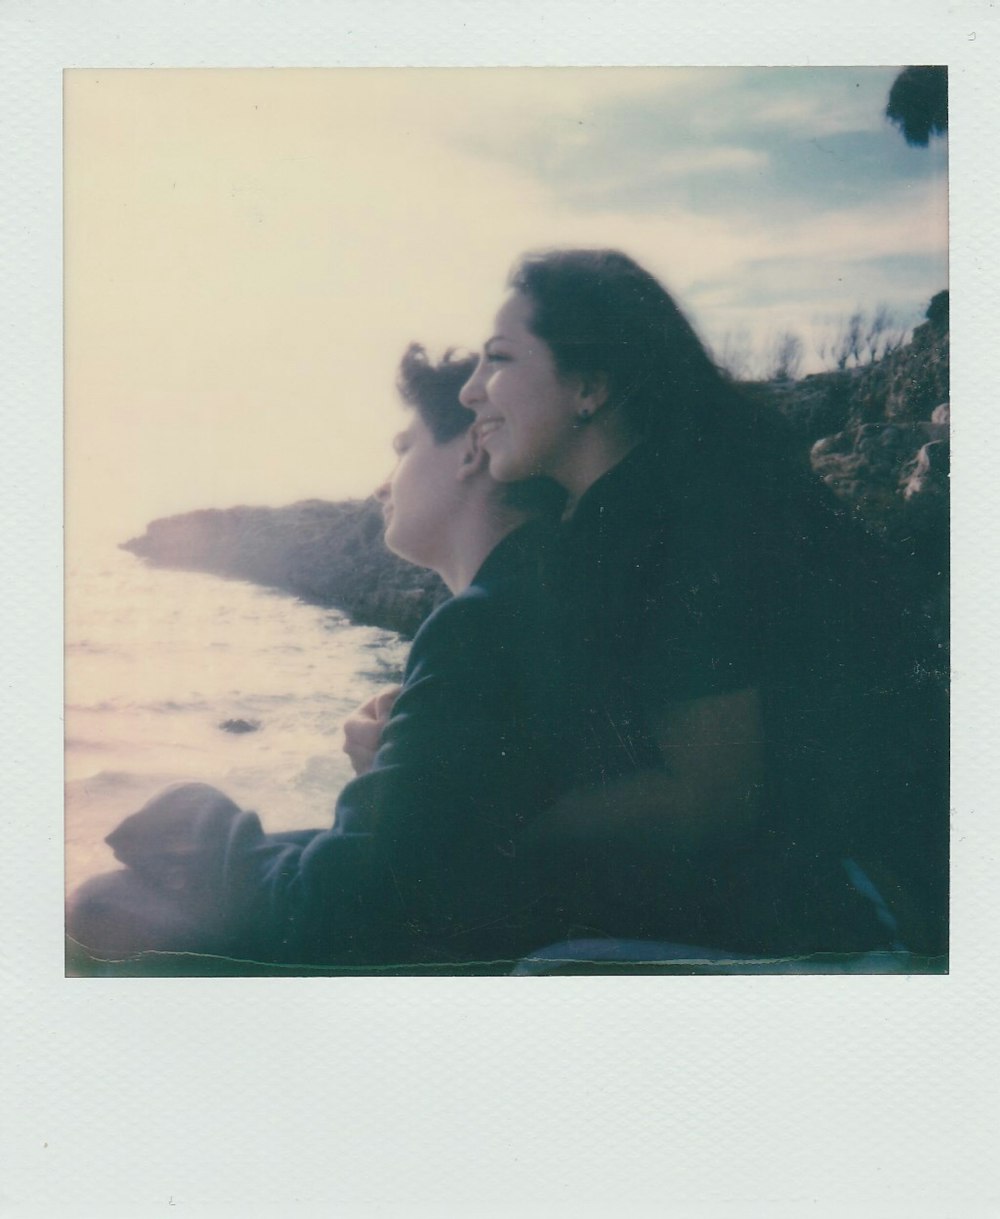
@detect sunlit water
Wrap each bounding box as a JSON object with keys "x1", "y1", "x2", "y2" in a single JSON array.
[{"x1": 65, "y1": 543, "x2": 408, "y2": 893}]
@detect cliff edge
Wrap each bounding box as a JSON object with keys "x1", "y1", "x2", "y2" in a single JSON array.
[{"x1": 123, "y1": 496, "x2": 447, "y2": 638}]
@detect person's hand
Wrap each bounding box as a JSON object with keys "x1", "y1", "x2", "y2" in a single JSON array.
[
  {"x1": 105, "y1": 782, "x2": 243, "y2": 892},
  {"x1": 342, "y1": 684, "x2": 402, "y2": 775}
]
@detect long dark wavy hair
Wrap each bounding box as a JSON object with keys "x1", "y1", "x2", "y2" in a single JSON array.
[
  {"x1": 509, "y1": 247, "x2": 905, "y2": 661},
  {"x1": 509, "y1": 247, "x2": 807, "y2": 513},
  {"x1": 511, "y1": 249, "x2": 724, "y2": 434}
]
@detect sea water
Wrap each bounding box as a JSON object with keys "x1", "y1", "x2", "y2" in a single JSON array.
[{"x1": 65, "y1": 542, "x2": 409, "y2": 893}]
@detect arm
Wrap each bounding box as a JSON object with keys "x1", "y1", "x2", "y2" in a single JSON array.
[
  {"x1": 329, "y1": 592, "x2": 539, "y2": 940},
  {"x1": 557, "y1": 528, "x2": 768, "y2": 855},
  {"x1": 524, "y1": 686, "x2": 766, "y2": 856},
  {"x1": 105, "y1": 592, "x2": 532, "y2": 964}
]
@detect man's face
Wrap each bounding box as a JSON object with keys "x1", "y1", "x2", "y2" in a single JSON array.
[{"x1": 377, "y1": 415, "x2": 465, "y2": 571}]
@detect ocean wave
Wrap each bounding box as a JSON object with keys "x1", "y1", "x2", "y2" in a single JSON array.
[
  {"x1": 66, "y1": 697, "x2": 213, "y2": 714},
  {"x1": 293, "y1": 754, "x2": 344, "y2": 793},
  {"x1": 65, "y1": 736, "x2": 115, "y2": 753},
  {"x1": 67, "y1": 769, "x2": 155, "y2": 791},
  {"x1": 66, "y1": 547, "x2": 409, "y2": 877},
  {"x1": 320, "y1": 612, "x2": 351, "y2": 631}
]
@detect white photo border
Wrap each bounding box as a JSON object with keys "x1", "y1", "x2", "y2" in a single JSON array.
[{"x1": 3, "y1": 2, "x2": 996, "y2": 1214}]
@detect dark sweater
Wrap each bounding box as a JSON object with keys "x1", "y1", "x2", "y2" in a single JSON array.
[
  {"x1": 109, "y1": 522, "x2": 593, "y2": 968},
  {"x1": 538, "y1": 440, "x2": 941, "y2": 957}
]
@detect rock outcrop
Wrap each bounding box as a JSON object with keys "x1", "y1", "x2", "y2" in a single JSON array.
[
  {"x1": 760, "y1": 293, "x2": 948, "y2": 549},
  {"x1": 123, "y1": 496, "x2": 447, "y2": 638},
  {"x1": 767, "y1": 292, "x2": 949, "y2": 683}
]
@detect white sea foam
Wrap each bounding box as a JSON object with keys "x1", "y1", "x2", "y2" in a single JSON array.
[{"x1": 65, "y1": 542, "x2": 409, "y2": 892}]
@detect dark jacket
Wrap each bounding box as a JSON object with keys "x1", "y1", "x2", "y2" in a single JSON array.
[
  {"x1": 111, "y1": 522, "x2": 587, "y2": 968},
  {"x1": 543, "y1": 441, "x2": 942, "y2": 957}
]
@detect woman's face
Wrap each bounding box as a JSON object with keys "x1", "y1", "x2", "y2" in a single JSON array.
[{"x1": 460, "y1": 292, "x2": 583, "y2": 485}]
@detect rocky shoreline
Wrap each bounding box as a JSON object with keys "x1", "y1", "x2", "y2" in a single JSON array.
[
  {"x1": 123, "y1": 294, "x2": 948, "y2": 658},
  {"x1": 122, "y1": 495, "x2": 447, "y2": 638}
]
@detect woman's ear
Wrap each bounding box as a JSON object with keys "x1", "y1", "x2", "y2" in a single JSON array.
[
  {"x1": 578, "y1": 372, "x2": 609, "y2": 413},
  {"x1": 457, "y1": 427, "x2": 490, "y2": 481}
]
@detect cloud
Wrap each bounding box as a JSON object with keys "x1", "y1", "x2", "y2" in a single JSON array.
[
  {"x1": 680, "y1": 68, "x2": 899, "y2": 139},
  {"x1": 688, "y1": 251, "x2": 944, "y2": 314},
  {"x1": 652, "y1": 145, "x2": 769, "y2": 175},
  {"x1": 456, "y1": 66, "x2": 945, "y2": 230},
  {"x1": 65, "y1": 67, "x2": 949, "y2": 526}
]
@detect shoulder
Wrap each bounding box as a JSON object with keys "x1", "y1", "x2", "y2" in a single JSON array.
[
  {"x1": 411, "y1": 584, "x2": 493, "y2": 645},
  {"x1": 402, "y1": 585, "x2": 504, "y2": 686},
  {"x1": 406, "y1": 527, "x2": 546, "y2": 669}
]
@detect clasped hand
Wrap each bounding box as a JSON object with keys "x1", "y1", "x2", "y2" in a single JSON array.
[{"x1": 342, "y1": 684, "x2": 402, "y2": 775}]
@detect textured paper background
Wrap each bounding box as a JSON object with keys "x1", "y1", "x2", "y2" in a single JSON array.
[{"x1": 2, "y1": 1, "x2": 997, "y2": 1214}]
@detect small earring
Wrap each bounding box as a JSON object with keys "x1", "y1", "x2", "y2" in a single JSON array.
[{"x1": 575, "y1": 407, "x2": 592, "y2": 426}]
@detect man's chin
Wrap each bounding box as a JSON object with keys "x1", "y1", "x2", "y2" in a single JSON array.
[{"x1": 384, "y1": 529, "x2": 412, "y2": 565}]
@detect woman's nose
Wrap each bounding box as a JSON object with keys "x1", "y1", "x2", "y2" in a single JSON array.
[
  {"x1": 374, "y1": 476, "x2": 391, "y2": 504},
  {"x1": 459, "y1": 365, "x2": 483, "y2": 409}
]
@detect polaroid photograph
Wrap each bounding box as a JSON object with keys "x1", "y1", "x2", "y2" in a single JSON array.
[
  {"x1": 64, "y1": 64, "x2": 949, "y2": 979},
  {"x1": 4, "y1": 2, "x2": 997, "y2": 1215}
]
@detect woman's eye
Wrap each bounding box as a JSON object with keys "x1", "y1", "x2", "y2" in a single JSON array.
[{"x1": 485, "y1": 352, "x2": 510, "y2": 364}]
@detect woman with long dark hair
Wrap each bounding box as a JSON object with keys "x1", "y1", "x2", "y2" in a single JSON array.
[{"x1": 461, "y1": 248, "x2": 940, "y2": 963}]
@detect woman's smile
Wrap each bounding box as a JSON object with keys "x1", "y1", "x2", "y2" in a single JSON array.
[
  {"x1": 460, "y1": 293, "x2": 584, "y2": 483},
  {"x1": 475, "y1": 416, "x2": 504, "y2": 443}
]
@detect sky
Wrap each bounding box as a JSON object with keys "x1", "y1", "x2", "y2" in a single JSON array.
[{"x1": 64, "y1": 66, "x2": 948, "y2": 542}]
